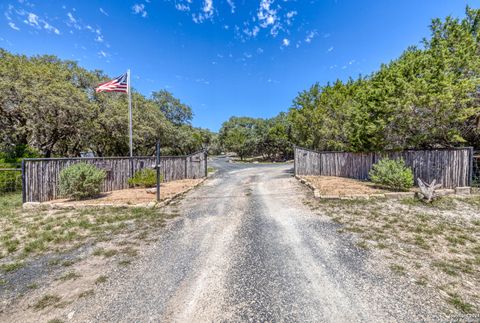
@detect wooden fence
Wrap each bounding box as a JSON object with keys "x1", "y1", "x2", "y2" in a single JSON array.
[
  {"x1": 294, "y1": 146, "x2": 474, "y2": 188},
  {"x1": 22, "y1": 151, "x2": 207, "y2": 202}
]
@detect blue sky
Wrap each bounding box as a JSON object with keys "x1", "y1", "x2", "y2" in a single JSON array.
[{"x1": 1, "y1": 0, "x2": 479, "y2": 131}]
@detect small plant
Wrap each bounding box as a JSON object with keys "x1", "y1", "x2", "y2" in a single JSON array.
[
  {"x1": 95, "y1": 275, "x2": 108, "y2": 284},
  {"x1": 447, "y1": 293, "x2": 475, "y2": 313},
  {"x1": 369, "y1": 158, "x2": 414, "y2": 191},
  {"x1": 34, "y1": 294, "x2": 61, "y2": 310},
  {"x1": 390, "y1": 264, "x2": 407, "y2": 275},
  {"x1": 128, "y1": 168, "x2": 160, "y2": 188},
  {"x1": 59, "y1": 163, "x2": 106, "y2": 200},
  {"x1": 57, "y1": 271, "x2": 81, "y2": 281},
  {"x1": 1, "y1": 261, "x2": 24, "y2": 273}
]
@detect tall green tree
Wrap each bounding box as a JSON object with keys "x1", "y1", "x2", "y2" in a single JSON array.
[{"x1": 151, "y1": 90, "x2": 193, "y2": 126}]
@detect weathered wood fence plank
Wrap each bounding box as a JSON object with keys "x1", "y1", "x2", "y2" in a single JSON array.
[
  {"x1": 23, "y1": 151, "x2": 207, "y2": 202},
  {"x1": 294, "y1": 146, "x2": 472, "y2": 188}
]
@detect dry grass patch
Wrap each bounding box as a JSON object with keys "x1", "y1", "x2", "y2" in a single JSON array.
[
  {"x1": 0, "y1": 191, "x2": 187, "y2": 323},
  {"x1": 302, "y1": 175, "x2": 401, "y2": 196},
  {"x1": 47, "y1": 178, "x2": 203, "y2": 206},
  {"x1": 310, "y1": 195, "x2": 480, "y2": 314},
  {"x1": 0, "y1": 193, "x2": 178, "y2": 261}
]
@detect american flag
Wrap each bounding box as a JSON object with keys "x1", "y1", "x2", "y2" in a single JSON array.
[{"x1": 95, "y1": 73, "x2": 128, "y2": 93}]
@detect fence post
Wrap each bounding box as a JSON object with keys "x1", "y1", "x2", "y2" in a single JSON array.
[
  {"x1": 203, "y1": 150, "x2": 207, "y2": 177},
  {"x1": 469, "y1": 147, "x2": 474, "y2": 187},
  {"x1": 184, "y1": 157, "x2": 187, "y2": 179},
  {"x1": 293, "y1": 145, "x2": 296, "y2": 176},
  {"x1": 156, "y1": 141, "x2": 160, "y2": 202},
  {"x1": 21, "y1": 159, "x2": 26, "y2": 203}
]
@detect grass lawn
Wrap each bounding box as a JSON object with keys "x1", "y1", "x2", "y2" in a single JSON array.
[
  {"x1": 0, "y1": 193, "x2": 177, "y2": 261},
  {"x1": 305, "y1": 195, "x2": 480, "y2": 314},
  {"x1": 0, "y1": 192, "x2": 180, "y2": 321}
]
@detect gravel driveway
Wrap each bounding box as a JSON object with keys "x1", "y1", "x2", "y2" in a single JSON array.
[{"x1": 69, "y1": 157, "x2": 443, "y2": 322}]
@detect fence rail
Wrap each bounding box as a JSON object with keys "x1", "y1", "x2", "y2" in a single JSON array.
[
  {"x1": 23, "y1": 151, "x2": 207, "y2": 202},
  {"x1": 294, "y1": 146, "x2": 473, "y2": 189}
]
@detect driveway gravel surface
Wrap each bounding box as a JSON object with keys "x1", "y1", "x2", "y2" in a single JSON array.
[{"x1": 68, "y1": 157, "x2": 444, "y2": 322}]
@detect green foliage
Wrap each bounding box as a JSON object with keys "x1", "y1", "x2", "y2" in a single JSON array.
[
  {"x1": 0, "y1": 144, "x2": 40, "y2": 163},
  {"x1": 59, "y1": 163, "x2": 106, "y2": 200},
  {"x1": 128, "y1": 168, "x2": 160, "y2": 188},
  {"x1": 152, "y1": 90, "x2": 193, "y2": 126},
  {"x1": 369, "y1": 158, "x2": 414, "y2": 191},
  {"x1": 0, "y1": 170, "x2": 21, "y2": 193},
  {"x1": 219, "y1": 114, "x2": 292, "y2": 160},
  {"x1": 288, "y1": 7, "x2": 480, "y2": 152},
  {"x1": 0, "y1": 50, "x2": 214, "y2": 158}
]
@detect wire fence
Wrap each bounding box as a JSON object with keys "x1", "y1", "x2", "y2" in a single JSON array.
[
  {"x1": 0, "y1": 168, "x2": 22, "y2": 195},
  {"x1": 473, "y1": 153, "x2": 480, "y2": 187}
]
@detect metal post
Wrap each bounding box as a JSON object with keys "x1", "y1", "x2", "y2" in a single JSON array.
[
  {"x1": 468, "y1": 147, "x2": 474, "y2": 187},
  {"x1": 21, "y1": 159, "x2": 26, "y2": 203},
  {"x1": 204, "y1": 150, "x2": 208, "y2": 177},
  {"x1": 127, "y1": 69, "x2": 133, "y2": 157},
  {"x1": 293, "y1": 145, "x2": 296, "y2": 176},
  {"x1": 156, "y1": 140, "x2": 160, "y2": 202}
]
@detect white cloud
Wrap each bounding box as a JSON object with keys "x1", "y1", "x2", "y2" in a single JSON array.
[
  {"x1": 327, "y1": 46, "x2": 334, "y2": 52},
  {"x1": 258, "y1": 0, "x2": 277, "y2": 28},
  {"x1": 175, "y1": 3, "x2": 190, "y2": 12},
  {"x1": 132, "y1": 4, "x2": 147, "y2": 17},
  {"x1": 203, "y1": 0, "x2": 213, "y2": 15},
  {"x1": 256, "y1": 0, "x2": 287, "y2": 37},
  {"x1": 67, "y1": 12, "x2": 82, "y2": 30},
  {"x1": 285, "y1": 10, "x2": 297, "y2": 25},
  {"x1": 192, "y1": 0, "x2": 215, "y2": 23},
  {"x1": 98, "y1": 50, "x2": 108, "y2": 57},
  {"x1": 195, "y1": 78, "x2": 210, "y2": 85},
  {"x1": 226, "y1": 0, "x2": 235, "y2": 13},
  {"x1": 43, "y1": 22, "x2": 60, "y2": 34},
  {"x1": 67, "y1": 12, "x2": 76, "y2": 24},
  {"x1": 282, "y1": 38, "x2": 290, "y2": 47},
  {"x1": 305, "y1": 30, "x2": 317, "y2": 43},
  {"x1": 8, "y1": 22, "x2": 20, "y2": 30},
  {"x1": 99, "y1": 8, "x2": 109, "y2": 16},
  {"x1": 15, "y1": 10, "x2": 60, "y2": 34},
  {"x1": 25, "y1": 12, "x2": 39, "y2": 27}
]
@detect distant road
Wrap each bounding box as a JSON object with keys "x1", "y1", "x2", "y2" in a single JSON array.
[{"x1": 71, "y1": 156, "x2": 441, "y2": 322}]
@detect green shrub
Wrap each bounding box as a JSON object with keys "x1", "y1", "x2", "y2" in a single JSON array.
[
  {"x1": 128, "y1": 168, "x2": 160, "y2": 188},
  {"x1": 0, "y1": 170, "x2": 21, "y2": 193},
  {"x1": 369, "y1": 158, "x2": 414, "y2": 191},
  {"x1": 59, "y1": 163, "x2": 106, "y2": 200}
]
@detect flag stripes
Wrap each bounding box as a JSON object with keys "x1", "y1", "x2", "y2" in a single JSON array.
[{"x1": 95, "y1": 73, "x2": 128, "y2": 93}]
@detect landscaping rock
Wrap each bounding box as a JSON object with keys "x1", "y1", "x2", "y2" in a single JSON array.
[
  {"x1": 348, "y1": 194, "x2": 370, "y2": 200},
  {"x1": 22, "y1": 202, "x2": 41, "y2": 209},
  {"x1": 369, "y1": 194, "x2": 386, "y2": 199},
  {"x1": 384, "y1": 192, "x2": 415, "y2": 199},
  {"x1": 146, "y1": 188, "x2": 157, "y2": 194},
  {"x1": 435, "y1": 189, "x2": 455, "y2": 197},
  {"x1": 320, "y1": 195, "x2": 341, "y2": 200},
  {"x1": 455, "y1": 187, "x2": 471, "y2": 195}
]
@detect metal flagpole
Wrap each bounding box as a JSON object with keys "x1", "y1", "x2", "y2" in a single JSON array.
[
  {"x1": 156, "y1": 140, "x2": 161, "y2": 202},
  {"x1": 127, "y1": 69, "x2": 133, "y2": 157}
]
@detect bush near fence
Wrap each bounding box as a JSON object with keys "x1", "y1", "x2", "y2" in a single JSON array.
[
  {"x1": 0, "y1": 168, "x2": 22, "y2": 193},
  {"x1": 294, "y1": 146, "x2": 473, "y2": 189},
  {"x1": 23, "y1": 151, "x2": 207, "y2": 203}
]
